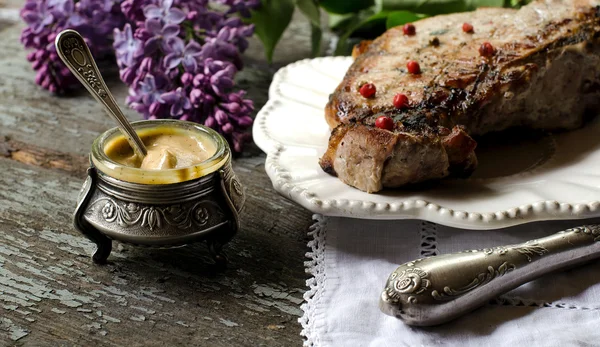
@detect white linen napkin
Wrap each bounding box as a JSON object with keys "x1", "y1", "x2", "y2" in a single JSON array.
[{"x1": 300, "y1": 216, "x2": 600, "y2": 347}]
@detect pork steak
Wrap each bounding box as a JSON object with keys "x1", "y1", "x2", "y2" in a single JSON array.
[{"x1": 319, "y1": 0, "x2": 600, "y2": 193}]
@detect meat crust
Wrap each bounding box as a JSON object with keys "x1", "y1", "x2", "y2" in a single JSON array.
[{"x1": 320, "y1": 0, "x2": 600, "y2": 192}]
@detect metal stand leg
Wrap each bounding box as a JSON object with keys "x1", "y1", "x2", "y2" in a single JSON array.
[
  {"x1": 91, "y1": 232, "x2": 112, "y2": 264},
  {"x1": 75, "y1": 211, "x2": 113, "y2": 264},
  {"x1": 73, "y1": 167, "x2": 112, "y2": 264},
  {"x1": 207, "y1": 238, "x2": 228, "y2": 269}
]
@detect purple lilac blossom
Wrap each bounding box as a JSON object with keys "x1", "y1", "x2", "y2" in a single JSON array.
[
  {"x1": 121, "y1": 0, "x2": 153, "y2": 24},
  {"x1": 115, "y1": 0, "x2": 260, "y2": 152},
  {"x1": 161, "y1": 87, "x2": 192, "y2": 117},
  {"x1": 21, "y1": 2, "x2": 53, "y2": 34},
  {"x1": 113, "y1": 23, "x2": 143, "y2": 68},
  {"x1": 20, "y1": 0, "x2": 125, "y2": 93},
  {"x1": 143, "y1": 0, "x2": 186, "y2": 25},
  {"x1": 142, "y1": 19, "x2": 180, "y2": 55},
  {"x1": 164, "y1": 38, "x2": 201, "y2": 72},
  {"x1": 20, "y1": 0, "x2": 259, "y2": 152},
  {"x1": 216, "y1": 0, "x2": 260, "y2": 18}
]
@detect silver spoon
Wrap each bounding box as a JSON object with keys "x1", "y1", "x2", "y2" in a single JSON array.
[{"x1": 54, "y1": 29, "x2": 147, "y2": 160}]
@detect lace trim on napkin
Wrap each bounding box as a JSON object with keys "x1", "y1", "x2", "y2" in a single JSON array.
[
  {"x1": 299, "y1": 218, "x2": 443, "y2": 346},
  {"x1": 419, "y1": 222, "x2": 439, "y2": 257},
  {"x1": 300, "y1": 215, "x2": 327, "y2": 347},
  {"x1": 490, "y1": 295, "x2": 600, "y2": 310}
]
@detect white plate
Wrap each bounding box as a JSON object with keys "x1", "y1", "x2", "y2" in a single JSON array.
[{"x1": 253, "y1": 57, "x2": 600, "y2": 229}]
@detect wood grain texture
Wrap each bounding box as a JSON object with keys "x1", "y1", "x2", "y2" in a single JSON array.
[
  {"x1": 1, "y1": 158, "x2": 310, "y2": 347},
  {"x1": 0, "y1": 7, "x2": 327, "y2": 346},
  {"x1": 0, "y1": 0, "x2": 21, "y2": 9},
  {"x1": 0, "y1": 136, "x2": 88, "y2": 177}
]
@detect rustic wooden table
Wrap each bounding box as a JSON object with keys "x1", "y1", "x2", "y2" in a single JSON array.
[{"x1": 0, "y1": 3, "x2": 327, "y2": 346}]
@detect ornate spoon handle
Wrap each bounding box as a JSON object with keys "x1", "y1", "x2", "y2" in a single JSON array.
[
  {"x1": 55, "y1": 29, "x2": 147, "y2": 159},
  {"x1": 380, "y1": 225, "x2": 600, "y2": 326}
]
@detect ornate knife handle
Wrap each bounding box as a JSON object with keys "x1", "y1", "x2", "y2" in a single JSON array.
[{"x1": 380, "y1": 225, "x2": 600, "y2": 326}]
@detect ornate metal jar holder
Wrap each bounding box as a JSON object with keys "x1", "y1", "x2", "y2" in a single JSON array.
[{"x1": 73, "y1": 120, "x2": 245, "y2": 266}]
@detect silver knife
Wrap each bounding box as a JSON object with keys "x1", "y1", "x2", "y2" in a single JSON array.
[{"x1": 380, "y1": 224, "x2": 600, "y2": 326}]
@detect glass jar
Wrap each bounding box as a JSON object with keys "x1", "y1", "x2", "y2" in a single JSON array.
[{"x1": 74, "y1": 120, "x2": 245, "y2": 266}]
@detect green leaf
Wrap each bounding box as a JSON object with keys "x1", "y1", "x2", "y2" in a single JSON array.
[
  {"x1": 328, "y1": 13, "x2": 357, "y2": 31},
  {"x1": 296, "y1": 0, "x2": 322, "y2": 56},
  {"x1": 470, "y1": 0, "x2": 504, "y2": 6},
  {"x1": 333, "y1": 10, "x2": 383, "y2": 55},
  {"x1": 381, "y1": 0, "x2": 508, "y2": 14},
  {"x1": 250, "y1": 0, "x2": 295, "y2": 63},
  {"x1": 310, "y1": 23, "x2": 323, "y2": 57},
  {"x1": 333, "y1": 36, "x2": 353, "y2": 56},
  {"x1": 319, "y1": 0, "x2": 375, "y2": 14},
  {"x1": 296, "y1": 0, "x2": 320, "y2": 26},
  {"x1": 508, "y1": 0, "x2": 532, "y2": 7},
  {"x1": 385, "y1": 11, "x2": 428, "y2": 29},
  {"x1": 333, "y1": 22, "x2": 360, "y2": 55},
  {"x1": 351, "y1": 11, "x2": 389, "y2": 37},
  {"x1": 331, "y1": 0, "x2": 513, "y2": 56},
  {"x1": 381, "y1": 0, "x2": 470, "y2": 15}
]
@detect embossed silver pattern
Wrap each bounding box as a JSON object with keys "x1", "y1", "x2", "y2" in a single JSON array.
[
  {"x1": 88, "y1": 198, "x2": 223, "y2": 232},
  {"x1": 74, "y1": 157, "x2": 245, "y2": 265},
  {"x1": 380, "y1": 225, "x2": 600, "y2": 326}
]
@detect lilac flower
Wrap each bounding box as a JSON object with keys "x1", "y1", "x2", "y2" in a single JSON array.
[
  {"x1": 181, "y1": 72, "x2": 193, "y2": 86},
  {"x1": 20, "y1": 0, "x2": 125, "y2": 93},
  {"x1": 77, "y1": 0, "x2": 121, "y2": 37},
  {"x1": 222, "y1": 90, "x2": 254, "y2": 129},
  {"x1": 201, "y1": 36, "x2": 242, "y2": 70},
  {"x1": 203, "y1": 59, "x2": 236, "y2": 95},
  {"x1": 143, "y1": 19, "x2": 180, "y2": 55},
  {"x1": 79, "y1": 0, "x2": 115, "y2": 13},
  {"x1": 127, "y1": 73, "x2": 168, "y2": 117},
  {"x1": 161, "y1": 87, "x2": 191, "y2": 117},
  {"x1": 143, "y1": 0, "x2": 186, "y2": 25},
  {"x1": 74, "y1": 1, "x2": 125, "y2": 57},
  {"x1": 18, "y1": 0, "x2": 261, "y2": 152},
  {"x1": 219, "y1": 17, "x2": 255, "y2": 52},
  {"x1": 46, "y1": 0, "x2": 74, "y2": 22},
  {"x1": 120, "y1": 66, "x2": 138, "y2": 85},
  {"x1": 113, "y1": 24, "x2": 142, "y2": 67},
  {"x1": 164, "y1": 38, "x2": 202, "y2": 72},
  {"x1": 216, "y1": 0, "x2": 260, "y2": 18},
  {"x1": 231, "y1": 131, "x2": 251, "y2": 153},
  {"x1": 139, "y1": 74, "x2": 165, "y2": 105},
  {"x1": 121, "y1": 0, "x2": 152, "y2": 24},
  {"x1": 139, "y1": 57, "x2": 156, "y2": 72},
  {"x1": 21, "y1": 2, "x2": 54, "y2": 34},
  {"x1": 189, "y1": 88, "x2": 216, "y2": 116}
]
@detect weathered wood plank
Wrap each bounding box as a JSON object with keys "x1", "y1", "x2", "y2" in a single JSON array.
[
  {"x1": 0, "y1": 136, "x2": 88, "y2": 177},
  {"x1": 0, "y1": 0, "x2": 21, "y2": 9},
  {"x1": 0, "y1": 157, "x2": 311, "y2": 346}
]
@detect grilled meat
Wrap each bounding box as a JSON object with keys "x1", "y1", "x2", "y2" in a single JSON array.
[{"x1": 320, "y1": 0, "x2": 600, "y2": 193}]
